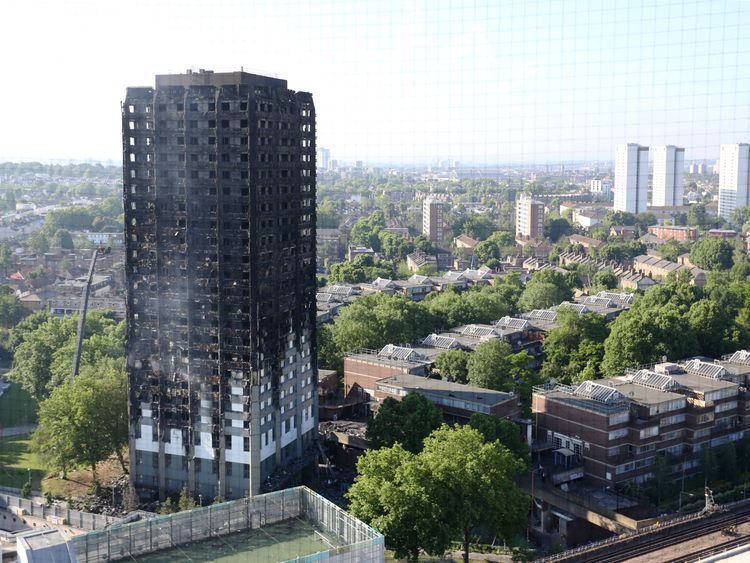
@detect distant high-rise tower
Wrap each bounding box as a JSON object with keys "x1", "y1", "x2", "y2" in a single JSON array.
[
  {"x1": 613, "y1": 143, "x2": 649, "y2": 214},
  {"x1": 651, "y1": 145, "x2": 685, "y2": 207},
  {"x1": 317, "y1": 147, "x2": 330, "y2": 170},
  {"x1": 422, "y1": 197, "x2": 444, "y2": 243},
  {"x1": 515, "y1": 193, "x2": 545, "y2": 240},
  {"x1": 589, "y1": 178, "x2": 612, "y2": 196},
  {"x1": 123, "y1": 70, "x2": 317, "y2": 500},
  {"x1": 718, "y1": 143, "x2": 750, "y2": 220}
]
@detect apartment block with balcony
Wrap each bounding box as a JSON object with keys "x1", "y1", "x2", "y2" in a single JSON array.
[{"x1": 532, "y1": 356, "x2": 746, "y2": 488}]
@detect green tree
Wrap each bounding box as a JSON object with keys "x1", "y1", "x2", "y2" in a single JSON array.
[
  {"x1": 329, "y1": 293, "x2": 436, "y2": 358},
  {"x1": 645, "y1": 455, "x2": 676, "y2": 507},
  {"x1": 474, "y1": 239, "x2": 500, "y2": 264},
  {"x1": 25, "y1": 230, "x2": 50, "y2": 254},
  {"x1": 378, "y1": 231, "x2": 413, "y2": 261},
  {"x1": 687, "y1": 299, "x2": 733, "y2": 358},
  {"x1": 462, "y1": 215, "x2": 496, "y2": 241},
  {"x1": 366, "y1": 394, "x2": 443, "y2": 453},
  {"x1": 700, "y1": 444, "x2": 719, "y2": 484},
  {"x1": 0, "y1": 287, "x2": 29, "y2": 328},
  {"x1": 689, "y1": 238, "x2": 734, "y2": 271},
  {"x1": 468, "y1": 413, "x2": 529, "y2": 467},
  {"x1": 423, "y1": 289, "x2": 473, "y2": 329},
  {"x1": 463, "y1": 285, "x2": 515, "y2": 323},
  {"x1": 316, "y1": 200, "x2": 340, "y2": 228},
  {"x1": 518, "y1": 282, "x2": 567, "y2": 311},
  {"x1": 52, "y1": 229, "x2": 75, "y2": 250},
  {"x1": 688, "y1": 203, "x2": 708, "y2": 229},
  {"x1": 592, "y1": 269, "x2": 618, "y2": 291},
  {"x1": 466, "y1": 339, "x2": 514, "y2": 390},
  {"x1": 32, "y1": 358, "x2": 127, "y2": 481},
  {"x1": 718, "y1": 442, "x2": 739, "y2": 482},
  {"x1": 542, "y1": 310, "x2": 609, "y2": 383},
  {"x1": 657, "y1": 239, "x2": 691, "y2": 262},
  {"x1": 434, "y1": 349, "x2": 470, "y2": 383},
  {"x1": 350, "y1": 211, "x2": 387, "y2": 250},
  {"x1": 418, "y1": 426, "x2": 528, "y2": 563},
  {"x1": 347, "y1": 426, "x2": 527, "y2": 563},
  {"x1": 518, "y1": 269, "x2": 573, "y2": 312},
  {"x1": 159, "y1": 498, "x2": 177, "y2": 514},
  {"x1": 545, "y1": 217, "x2": 572, "y2": 243},
  {"x1": 412, "y1": 235, "x2": 435, "y2": 254},
  {"x1": 5, "y1": 188, "x2": 16, "y2": 211},
  {"x1": 601, "y1": 303, "x2": 697, "y2": 376},
  {"x1": 179, "y1": 486, "x2": 197, "y2": 511},
  {"x1": 346, "y1": 445, "x2": 437, "y2": 561},
  {"x1": 0, "y1": 242, "x2": 13, "y2": 277},
  {"x1": 30, "y1": 383, "x2": 77, "y2": 478},
  {"x1": 598, "y1": 241, "x2": 646, "y2": 262},
  {"x1": 10, "y1": 311, "x2": 124, "y2": 400},
  {"x1": 730, "y1": 206, "x2": 750, "y2": 230}
]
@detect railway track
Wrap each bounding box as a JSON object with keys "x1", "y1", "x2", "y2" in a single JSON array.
[{"x1": 556, "y1": 505, "x2": 750, "y2": 563}]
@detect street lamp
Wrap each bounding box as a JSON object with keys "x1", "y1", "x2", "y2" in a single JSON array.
[{"x1": 198, "y1": 494, "x2": 203, "y2": 507}]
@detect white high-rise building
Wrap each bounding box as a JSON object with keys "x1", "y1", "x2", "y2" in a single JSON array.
[
  {"x1": 590, "y1": 178, "x2": 612, "y2": 195},
  {"x1": 718, "y1": 143, "x2": 750, "y2": 220},
  {"x1": 652, "y1": 146, "x2": 685, "y2": 207},
  {"x1": 613, "y1": 144, "x2": 649, "y2": 214}
]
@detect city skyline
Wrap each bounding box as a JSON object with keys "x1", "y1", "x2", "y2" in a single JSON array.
[{"x1": 1, "y1": 0, "x2": 748, "y2": 165}]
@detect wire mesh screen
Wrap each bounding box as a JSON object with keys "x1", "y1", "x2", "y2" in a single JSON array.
[{"x1": 69, "y1": 486, "x2": 383, "y2": 562}]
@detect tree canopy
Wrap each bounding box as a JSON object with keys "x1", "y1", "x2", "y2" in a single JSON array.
[
  {"x1": 434, "y1": 349, "x2": 470, "y2": 383},
  {"x1": 541, "y1": 309, "x2": 609, "y2": 383},
  {"x1": 31, "y1": 357, "x2": 127, "y2": 480},
  {"x1": 689, "y1": 237, "x2": 734, "y2": 271},
  {"x1": 366, "y1": 393, "x2": 443, "y2": 453},
  {"x1": 518, "y1": 269, "x2": 573, "y2": 311},
  {"x1": 9, "y1": 311, "x2": 124, "y2": 400},
  {"x1": 347, "y1": 425, "x2": 528, "y2": 562}
]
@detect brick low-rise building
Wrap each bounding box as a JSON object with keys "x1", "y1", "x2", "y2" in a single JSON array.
[
  {"x1": 374, "y1": 373, "x2": 520, "y2": 422},
  {"x1": 647, "y1": 225, "x2": 699, "y2": 242},
  {"x1": 532, "y1": 356, "x2": 749, "y2": 487},
  {"x1": 344, "y1": 345, "x2": 432, "y2": 399}
]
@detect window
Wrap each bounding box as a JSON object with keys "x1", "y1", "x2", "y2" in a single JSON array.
[
  {"x1": 660, "y1": 414, "x2": 686, "y2": 427},
  {"x1": 716, "y1": 401, "x2": 738, "y2": 413},
  {"x1": 608, "y1": 428, "x2": 628, "y2": 440}
]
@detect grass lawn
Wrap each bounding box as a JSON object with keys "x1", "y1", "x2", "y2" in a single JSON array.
[
  {"x1": 0, "y1": 433, "x2": 46, "y2": 490},
  {"x1": 0, "y1": 381, "x2": 38, "y2": 428},
  {"x1": 0, "y1": 431, "x2": 128, "y2": 498}
]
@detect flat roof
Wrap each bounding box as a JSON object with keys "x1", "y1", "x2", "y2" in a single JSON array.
[
  {"x1": 608, "y1": 378, "x2": 685, "y2": 405},
  {"x1": 377, "y1": 373, "x2": 515, "y2": 406},
  {"x1": 671, "y1": 371, "x2": 737, "y2": 395},
  {"x1": 154, "y1": 70, "x2": 287, "y2": 89}
]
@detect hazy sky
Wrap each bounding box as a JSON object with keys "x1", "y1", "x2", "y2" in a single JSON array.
[{"x1": 1, "y1": 0, "x2": 748, "y2": 165}]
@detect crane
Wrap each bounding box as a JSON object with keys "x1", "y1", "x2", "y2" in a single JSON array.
[{"x1": 70, "y1": 246, "x2": 110, "y2": 382}]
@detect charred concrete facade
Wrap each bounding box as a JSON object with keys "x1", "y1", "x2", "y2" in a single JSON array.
[{"x1": 122, "y1": 70, "x2": 317, "y2": 500}]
